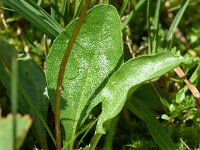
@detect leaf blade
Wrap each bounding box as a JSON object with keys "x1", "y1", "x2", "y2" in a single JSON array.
[
  {"x1": 0, "y1": 40, "x2": 53, "y2": 148},
  {"x1": 138, "y1": 100, "x2": 176, "y2": 150},
  {"x1": 46, "y1": 4, "x2": 123, "y2": 145},
  {"x1": 96, "y1": 52, "x2": 183, "y2": 134},
  {"x1": 2, "y1": 0, "x2": 63, "y2": 39},
  {"x1": 166, "y1": 0, "x2": 190, "y2": 42},
  {"x1": 0, "y1": 114, "x2": 32, "y2": 150}
]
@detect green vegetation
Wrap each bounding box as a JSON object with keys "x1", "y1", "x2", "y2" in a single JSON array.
[{"x1": 0, "y1": 0, "x2": 200, "y2": 149}]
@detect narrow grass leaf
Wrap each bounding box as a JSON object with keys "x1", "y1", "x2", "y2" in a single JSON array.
[
  {"x1": 121, "y1": 0, "x2": 145, "y2": 30},
  {"x1": 147, "y1": 0, "x2": 152, "y2": 54},
  {"x1": 11, "y1": 52, "x2": 18, "y2": 150},
  {"x1": 2, "y1": 0, "x2": 63, "y2": 39},
  {"x1": 73, "y1": 0, "x2": 84, "y2": 20},
  {"x1": 137, "y1": 100, "x2": 176, "y2": 150},
  {"x1": 152, "y1": 0, "x2": 162, "y2": 53},
  {"x1": 132, "y1": 84, "x2": 164, "y2": 111},
  {"x1": 166, "y1": 0, "x2": 190, "y2": 42},
  {"x1": 153, "y1": 0, "x2": 162, "y2": 31},
  {"x1": 51, "y1": 0, "x2": 56, "y2": 19},
  {"x1": 128, "y1": 84, "x2": 176, "y2": 149},
  {"x1": 59, "y1": 0, "x2": 69, "y2": 26},
  {"x1": 119, "y1": 0, "x2": 129, "y2": 16}
]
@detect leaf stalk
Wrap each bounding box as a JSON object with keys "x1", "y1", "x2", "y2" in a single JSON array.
[{"x1": 54, "y1": 0, "x2": 91, "y2": 149}]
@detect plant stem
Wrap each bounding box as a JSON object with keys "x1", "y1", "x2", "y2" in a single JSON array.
[
  {"x1": 147, "y1": 0, "x2": 152, "y2": 54},
  {"x1": 152, "y1": 0, "x2": 162, "y2": 53},
  {"x1": 11, "y1": 52, "x2": 18, "y2": 150},
  {"x1": 68, "y1": 0, "x2": 70, "y2": 13},
  {"x1": 55, "y1": 0, "x2": 91, "y2": 149},
  {"x1": 90, "y1": 134, "x2": 102, "y2": 150},
  {"x1": 174, "y1": 67, "x2": 200, "y2": 108}
]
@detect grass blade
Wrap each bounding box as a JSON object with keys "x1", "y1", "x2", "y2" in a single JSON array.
[
  {"x1": 37, "y1": 0, "x2": 42, "y2": 6},
  {"x1": 73, "y1": 0, "x2": 84, "y2": 19},
  {"x1": 11, "y1": 52, "x2": 18, "y2": 150},
  {"x1": 147, "y1": 0, "x2": 152, "y2": 54},
  {"x1": 152, "y1": 0, "x2": 162, "y2": 53},
  {"x1": 138, "y1": 100, "x2": 176, "y2": 150},
  {"x1": 2, "y1": 0, "x2": 63, "y2": 39},
  {"x1": 121, "y1": 0, "x2": 145, "y2": 30},
  {"x1": 59, "y1": 0, "x2": 69, "y2": 26},
  {"x1": 166, "y1": 0, "x2": 190, "y2": 42},
  {"x1": 51, "y1": 0, "x2": 56, "y2": 19},
  {"x1": 119, "y1": 0, "x2": 129, "y2": 17}
]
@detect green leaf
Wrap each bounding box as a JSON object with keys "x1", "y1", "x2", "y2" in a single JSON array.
[
  {"x1": 176, "y1": 88, "x2": 185, "y2": 103},
  {"x1": 59, "y1": 0, "x2": 70, "y2": 25},
  {"x1": 121, "y1": 0, "x2": 146, "y2": 30},
  {"x1": 119, "y1": 0, "x2": 129, "y2": 17},
  {"x1": 2, "y1": 0, "x2": 63, "y2": 39},
  {"x1": 0, "y1": 114, "x2": 32, "y2": 150},
  {"x1": 152, "y1": 0, "x2": 162, "y2": 53},
  {"x1": 0, "y1": 40, "x2": 52, "y2": 148},
  {"x1": 127, "y1": 84, "x2": 176, "y2": 149},
  {"x1": 73, "y1": 0, "x2": 84, "y2": 19},
  {"x1": 161, "y1": 114, "x2": 169, "y2": 120},
  {"x1": 137, "y1": 100, "x2": 176, "y2": 150},
  {"x1": 133, "y1": 84, "x2": 164, "y2": 110},
  {"x1": 126, "y1": 83, "x2": 164, "y2": 120},
  {"x1": 96, "y1": 52, "x2": 183, "y2": 134},
  {"x1": 166, "y1": 0, "x2": 190, "y2": 42},
  {"x1": 46, "y1": 4, "x2": 123, "y2": 145}
]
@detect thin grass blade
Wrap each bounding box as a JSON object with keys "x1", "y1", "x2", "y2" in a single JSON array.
[
  {"x1": 11, "y1": 52, "x2": 18, "y2": 150},
  {"x1": 51, "y1": 0, "x2": 56, "y2": 19},
  {"x1": 137, "y1": 100, "x2": 176, "y2": 150},
  {"x1": 73, "y1": 0, "x2": 84, "y2": 19},
  {"x1": 59, "y1": 0, "x2": 69, "y2": 26},
  {"x1": 2, "y1": 0, "x2": 63, "y2": 39},
  {"x1": 121, "y1": 0, "x2": 146, "y2": 30},
  {"x1": 119, "y1": 0, "x2": 129, "y2": 17},
  {"x1": 147, "y1": 0, "x2": 152, "y2": 54},
  {"x1": 152, "y1": 0, "x2": 162, "y2": 53},
  {"x1": 166, "y1": 0, "x2": 190, "y2": 42}
]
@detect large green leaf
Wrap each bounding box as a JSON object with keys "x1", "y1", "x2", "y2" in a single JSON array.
[
  {"x1": 46, "y1": 4, "x2": 123, "y2": 145},
  {"x1": 2, "y1": 0, "x2": 63, "y2": 39},
  {"x1": 0, "y1": 114, "x2": 32, "y2": 150},
  {"x1": 0, "y1": 40, "x2": 51, "y2": 148},
  {"x1": 96, "y1": 52, "x2": 183, "y2": 134}
]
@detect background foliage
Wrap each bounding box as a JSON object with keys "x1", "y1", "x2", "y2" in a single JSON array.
[{"x1": 1, "y1": 0, "x2": 200, "y2": 149}]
